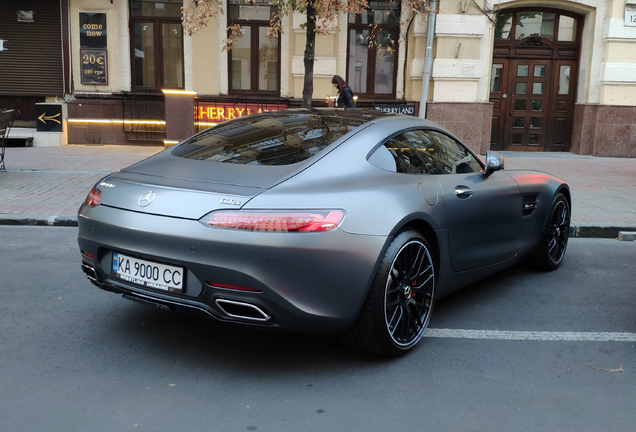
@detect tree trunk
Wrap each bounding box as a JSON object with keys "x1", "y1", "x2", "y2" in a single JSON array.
[{"x1": 302, "y1": 1, "x2": 316, "y2": 108}]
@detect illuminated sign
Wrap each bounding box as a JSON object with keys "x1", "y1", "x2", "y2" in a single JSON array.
[{"x1": 196, "y1": 102, "x2": 287, "y2": 123}]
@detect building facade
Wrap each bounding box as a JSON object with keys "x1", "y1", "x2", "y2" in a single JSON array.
[{"x1": 0, "y1": 0, "x2": 635, "y2": 156}]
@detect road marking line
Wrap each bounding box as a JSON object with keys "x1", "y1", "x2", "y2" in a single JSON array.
[{"x1": 425, "y1": 328, "x2": 636, "y2": 342}]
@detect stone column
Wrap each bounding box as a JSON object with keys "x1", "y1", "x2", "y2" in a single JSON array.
[{"x1": 162, "y1": 90, "x2": 196, "y2": 147}]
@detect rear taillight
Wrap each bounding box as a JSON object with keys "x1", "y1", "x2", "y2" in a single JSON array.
[
  {"x1": 85, "y1": 187, "x2": 101, "y2": 207},
  {"x1": 199, "y1": 210, "x2": 344, "y2": 232}
]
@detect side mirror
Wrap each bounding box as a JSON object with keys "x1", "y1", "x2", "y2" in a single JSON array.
[{"x1": 483, "y1": 151, "x2": 505, "y2": 176}]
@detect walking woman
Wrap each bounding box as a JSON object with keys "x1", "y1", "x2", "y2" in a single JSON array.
[{"x1": 331, "y1": 75, "x2": 356, "y2": 108}]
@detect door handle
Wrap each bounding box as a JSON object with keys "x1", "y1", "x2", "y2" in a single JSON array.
[{"x1": 455, "y1": 185, "x2": 473, "y2": 199}]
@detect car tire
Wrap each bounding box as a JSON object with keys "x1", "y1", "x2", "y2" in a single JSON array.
[
  {"x1": 533, "y1": 193, "x2": 570, "y2": 271},
  {"x1": 341, "y1": 230, "x2": 435, "y2": 356}
]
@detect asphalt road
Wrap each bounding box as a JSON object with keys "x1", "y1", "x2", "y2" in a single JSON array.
[{"x1": 1, "y1": 227, "x2": 635, "y2": 432}]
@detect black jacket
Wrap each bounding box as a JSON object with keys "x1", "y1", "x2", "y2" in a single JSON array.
[{"x1": 336, "y1": 85, "x2": 356, "y2": 108}]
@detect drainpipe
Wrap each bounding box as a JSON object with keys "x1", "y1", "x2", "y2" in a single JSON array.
[{"x1": 418, "y1": 0, "x2": 437, "y2": 119}]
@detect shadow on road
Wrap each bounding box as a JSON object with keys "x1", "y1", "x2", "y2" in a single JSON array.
[{"x1": 97, "y1": 302, "x2": 389, "y2": 373}]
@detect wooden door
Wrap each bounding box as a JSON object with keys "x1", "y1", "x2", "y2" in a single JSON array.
[
  {"x1": 489, "y1": 9, "x2": 583, "y2": 152},
  {"x1": 505, "y1": 59, "x2": 552, "y2": 151},
  {"x1": 546, "y1": 60, "x2": 576, "y2": 151}
]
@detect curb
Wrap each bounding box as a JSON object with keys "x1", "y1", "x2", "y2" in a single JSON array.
[
  {"x1": 569, "y1": 223, "x2": 636, "y2": 239},
  {"x1": 0, "y1": 217, "x2": 78, "y2": 227}
]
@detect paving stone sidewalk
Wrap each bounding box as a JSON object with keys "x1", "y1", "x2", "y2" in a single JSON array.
[
  {"x1": 1, "y1": 145, "x2": 635, "y2": 237},
  {"x1": 0, "y1": 146, "x2": 161, "y2": 225}
]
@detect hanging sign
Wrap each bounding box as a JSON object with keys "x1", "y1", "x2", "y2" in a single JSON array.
[
  {"x1": 81, "y1": 49, "x2": 108, "y2": 85},
  {"x1": 80, "y1": 13, "x2": 107, "y2": 48}
]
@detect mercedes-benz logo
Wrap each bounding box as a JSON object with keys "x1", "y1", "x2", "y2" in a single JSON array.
[{"x1": 138, "y1": 191, "x2": 155, "y2": 207}]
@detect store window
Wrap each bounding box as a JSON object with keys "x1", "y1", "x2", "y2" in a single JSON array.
[
  {"x1": 347, "y1": 1, "x2": 400, "y2": 99},
  {"x1": 130, "y1": 0, "x2": 184, "y2": 89},
  {"x1": 228, "y1": 0, "x2": 280, "y2": 94}
]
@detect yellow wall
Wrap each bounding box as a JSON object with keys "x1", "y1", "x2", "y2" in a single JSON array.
[
  {"x1": 191, "y1": 18, "x2": 220, "y2": 95},
  {"x1": 604, "y1": 42, "x2": 636, "y2": 63},
  {"x1": 291, "y1": 30, "x2": 339, "y2": 99},
  {"x1": 404, "y1": 16, "x2": 428, "y2": 102},
  {"x1": 71, "y1": 0, "x2": 128, "y2": 93},
  {"x1": 601, "y1": 0, "x2": 636, "y2": 104},
  {"x1": 69, "y1": 0, "x2": 636, "y2": 108},
  {"x1": 436, "y1": 38, "x2": 481, "y2": 60},
  {"x1": 601, "y1": 85, "x2": 636, "y2": 105}
]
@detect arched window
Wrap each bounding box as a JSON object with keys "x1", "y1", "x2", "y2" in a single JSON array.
[{"x1": 494, "y1": 10, "x2": 579, "y2": 42}]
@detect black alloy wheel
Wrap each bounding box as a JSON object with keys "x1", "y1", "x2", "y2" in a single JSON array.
[
  {"x1": 384, "y1": 238, "x2": 435, "y2": 347},
  {"x1": 535, "y1": 193, "x2": 570, "y2": 271},
  {"x1": 341, "y1": 230, "x2": 435, "y2": 356}
]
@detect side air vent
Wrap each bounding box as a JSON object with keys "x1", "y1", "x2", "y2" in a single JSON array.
[{"x1": 522, "y1": 194, "x2": 539, "y2": 216}]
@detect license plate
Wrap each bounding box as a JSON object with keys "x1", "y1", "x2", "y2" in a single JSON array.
[{"x1": 112, "y1": 252, "x2": 184, "y2": 293}]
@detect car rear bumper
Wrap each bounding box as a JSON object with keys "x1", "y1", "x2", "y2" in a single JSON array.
[{"x1": 78, "y1": 204, "x2": 388, "y2": 333}]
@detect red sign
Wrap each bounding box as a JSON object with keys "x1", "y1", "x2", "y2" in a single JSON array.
[{"x1": 196, "y1": 102, "x2": 287, "y2": 122}]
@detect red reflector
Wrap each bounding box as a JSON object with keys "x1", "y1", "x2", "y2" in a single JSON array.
[
  {"x1": 85, "y1": 187, "x2": 101, "y2": 207},
  {"x1": 81, "y1": 250, "x2": 96, "y2": 259},
  {"x1": 207, "y1": 282, "x2": 261, "y2": 292},
  {"x1": 199, "y1": 210, "x2": 345, "y2": 232}
]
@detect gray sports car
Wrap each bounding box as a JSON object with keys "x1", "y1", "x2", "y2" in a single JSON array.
[{"x1": 78, "y1": 108, "x2": 570, "y2": 356}]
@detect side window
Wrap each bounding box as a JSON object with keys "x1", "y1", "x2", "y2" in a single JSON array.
[
  {"x1": 367, "y1": 133, "x2": 426, "y2": 174},
  {"x1": 411, "y1": 130, "x2": 482, "y2": 174}
]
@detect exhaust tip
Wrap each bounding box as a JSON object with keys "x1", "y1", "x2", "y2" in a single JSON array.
[
  {"x1": 81, "y1": 264, "x2": 100, "y2": 285},
  {"x1": 215, "y1": 299, "x2": 271, "y2": 322}
]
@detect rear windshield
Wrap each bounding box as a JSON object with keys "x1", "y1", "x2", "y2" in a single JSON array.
[{"x1": 172, "y1": 110, "x2": 367, "y2": 166}]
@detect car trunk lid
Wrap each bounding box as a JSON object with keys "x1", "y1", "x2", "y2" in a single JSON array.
[{"x1": 96, "y1": 151, "x2": 298, "y2": 219}]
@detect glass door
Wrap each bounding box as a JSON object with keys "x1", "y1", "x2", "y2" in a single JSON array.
[
  {"x1": 132, "y1": 21, "x2": 183, "y2": 89},
  {"x1": 347, "y1": 28, "x2": 398, "y2": 98},
  {"x1": 161, "y1": 23, "x2": 184, "y2": 88},
  {"x1": 133, "y1": 22, "x2": 156, "y2": 88}
]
